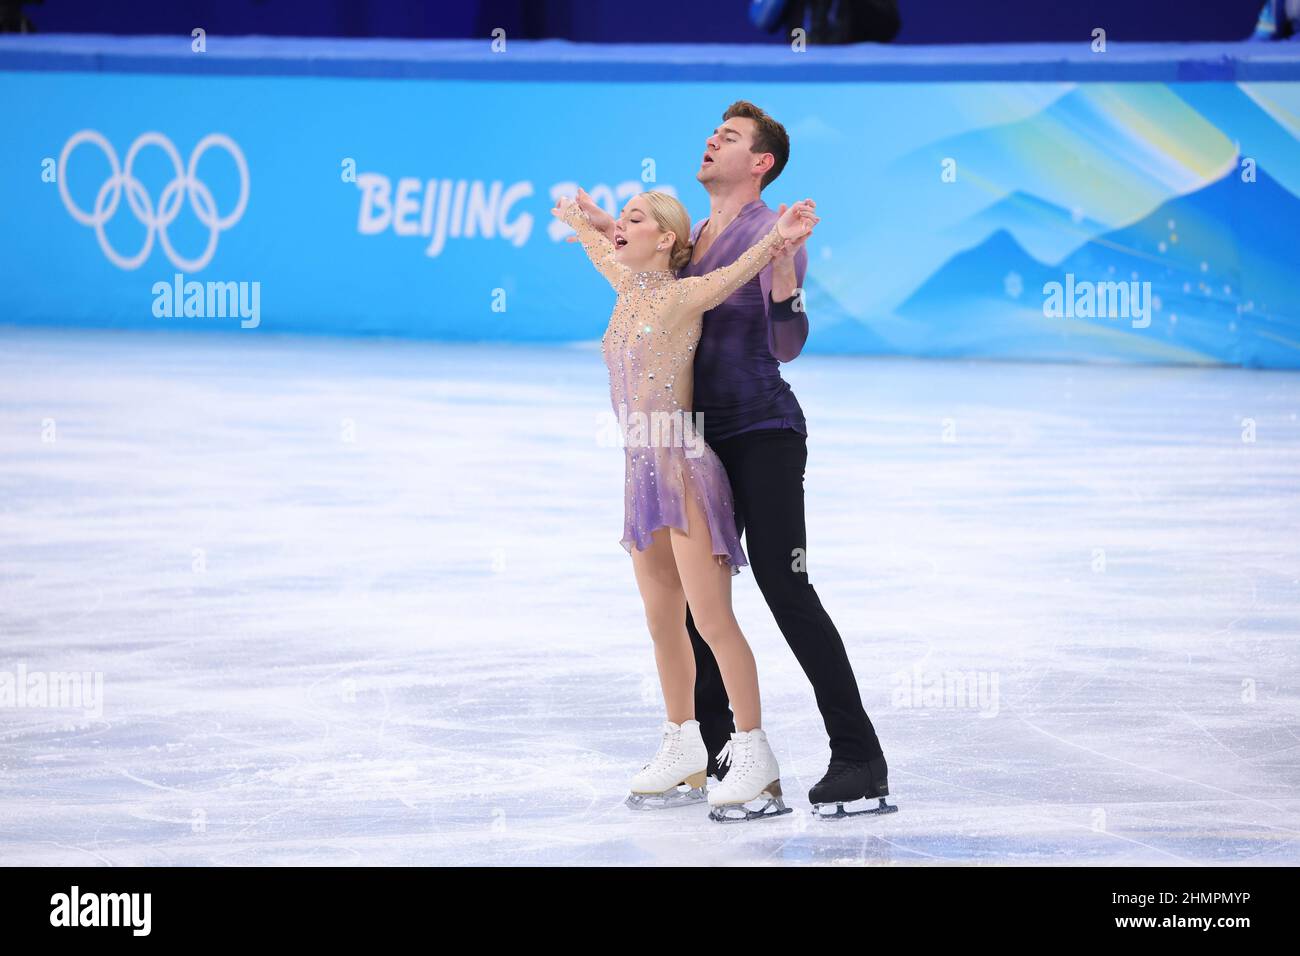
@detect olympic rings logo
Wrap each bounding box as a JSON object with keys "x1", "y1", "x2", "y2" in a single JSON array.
[{"x1": 58, "y1": 130, "x2": 250, "y2": 271}]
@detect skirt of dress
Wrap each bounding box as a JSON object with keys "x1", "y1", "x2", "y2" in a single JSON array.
[{"x1": 619, "y1": 441, "x2": 748, "y2": 576}]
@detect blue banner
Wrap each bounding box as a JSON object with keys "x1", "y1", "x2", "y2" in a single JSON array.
[{"x1": 3, "y1": 64, "x2": 1299, "y2": 367}]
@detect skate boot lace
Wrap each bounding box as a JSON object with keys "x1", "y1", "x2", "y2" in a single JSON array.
[
  {"x1": 825, "y1": 757, "x2": 857, "y2": 778},
  {"x1": 820, "y1": 757, "x2": 865, "y2": 786},
  {"x1": 643, "y1": 725, "x2": 682, "y2": 772},
  {"x1": 816, "y1": 759, "x2": 868, "y2": 790},
  {"x1": 715, "y1": 735, "x2": 753, "y2": 777}
]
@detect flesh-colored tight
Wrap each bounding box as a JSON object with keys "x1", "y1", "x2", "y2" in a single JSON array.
[{"x1": 629, "y1": 487, "x2": 760, "y2": 734}]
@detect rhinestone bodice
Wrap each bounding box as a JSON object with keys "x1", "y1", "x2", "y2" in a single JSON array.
[
  {"x1": 561, "y1": 201, "x2": 783, "y2": 432},
  {"x1": 561, "y1": 199, "x2": 784, "y2": 574}
]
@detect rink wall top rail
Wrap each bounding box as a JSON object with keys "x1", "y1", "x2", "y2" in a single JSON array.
[{"x1": 2, "y1": 34, "x2": 1300, "y2": 82}]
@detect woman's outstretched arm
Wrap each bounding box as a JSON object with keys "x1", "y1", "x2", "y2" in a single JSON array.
[
  {"x1": 677, "y1": 199, "x2": 818, "y2": 315},
  {"x1": 678, "y1": 223, "x2": 783, "y2": 315},
  {"x1": 554, "y1": 196, "x2": 629, "y2": 292}
]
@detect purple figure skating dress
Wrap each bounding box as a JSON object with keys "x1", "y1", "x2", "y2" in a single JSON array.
[{"x1": 562, "y1": 201, "x2": 785, "y2": 576}]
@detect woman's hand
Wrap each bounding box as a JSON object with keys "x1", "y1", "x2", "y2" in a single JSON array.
[
  {"x1": 551, "y1": 194, "x2": 576, "y2": 220},
  {"x1": 776, "y1": 198, "x2": 818, "y2": 242},
  {"x1": 771, "y1": 203, "x2": 816, "y2": 261},
  {"x1": 575, "y1": 187, "x2": 614, "y2": 231},
  {"x1": 553, "y1": 184, "x2": 608, "y2": 240}
]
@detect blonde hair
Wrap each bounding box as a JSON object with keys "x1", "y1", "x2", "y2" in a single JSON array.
[{"x1": 639, "y1": 191, "x2": 694, "y2": 271}]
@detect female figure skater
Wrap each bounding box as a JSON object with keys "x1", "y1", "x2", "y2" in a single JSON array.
[{"x1": 553, "y1": 190, "x2": 818, "y2": 822}]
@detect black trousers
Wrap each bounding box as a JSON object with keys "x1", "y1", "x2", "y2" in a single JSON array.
[{"x1": 686, "y1": 427, "x2": 884, "y2": 774}]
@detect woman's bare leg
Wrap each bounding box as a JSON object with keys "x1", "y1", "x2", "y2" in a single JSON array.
[
  {"x1": 669, "y1": 491, "x2": 761, "y2": 732},
  {"x1": 629, "y1": 527, "x2": 695, "y2": 724}
]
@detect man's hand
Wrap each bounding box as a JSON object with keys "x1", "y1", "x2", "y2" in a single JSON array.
[{"x1": 564, "y1": 187, "x2": 616, "y2": 243}]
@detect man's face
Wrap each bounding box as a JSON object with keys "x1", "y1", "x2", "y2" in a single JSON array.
[{"x1": 698, "y1": 117, "x2": 767, "y2": 187}]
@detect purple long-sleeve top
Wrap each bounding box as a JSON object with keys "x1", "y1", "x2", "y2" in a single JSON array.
[{"x1": 677, "y1": 198, "x2": 809, "y2": 443}]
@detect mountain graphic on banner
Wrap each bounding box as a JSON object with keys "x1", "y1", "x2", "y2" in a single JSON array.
[{"x1": 886, "y1": 165, "x2": 1300, "y2": 367}]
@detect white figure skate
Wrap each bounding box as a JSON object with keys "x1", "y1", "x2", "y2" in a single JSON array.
[
  {"x1": 625, "y1": 719, "x2": 709, "y2": 811},
  {"x1": 706, "y1": 728, "x2": 793, "y2": 823}
]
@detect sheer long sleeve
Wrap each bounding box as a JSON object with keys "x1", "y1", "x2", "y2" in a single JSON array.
[
  {"x1": 562, "y1": 201, "x2": 629, "y2": 292},
  {"x1": 758, "y1": 241, "x2": 810, "y2": 362},
  {"x1": 677, "y1": 223, "x2": 784, "y2": 314}
]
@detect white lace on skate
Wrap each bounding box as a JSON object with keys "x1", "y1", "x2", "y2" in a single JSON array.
[
  {"x1": 625, "y1": 721, "x2": 708, "y2": 811},
  {"x1": 707, "y1": 730, "x2": 792, "y2": 822},
  {"x1": 637, "y1": 723, "x2": 686, "y2": 777},
  {"x1": 714, "y1": 737, "x2": 749, "y2": 778}
]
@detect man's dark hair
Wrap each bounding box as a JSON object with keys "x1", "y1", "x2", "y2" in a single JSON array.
[{"x1": 722, "y1": 101, "x2": 790, "y2": 191}]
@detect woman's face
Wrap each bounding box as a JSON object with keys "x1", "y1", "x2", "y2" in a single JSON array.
[{"x1": 612, "y1": 196, "x2": 672, "y2": 270}]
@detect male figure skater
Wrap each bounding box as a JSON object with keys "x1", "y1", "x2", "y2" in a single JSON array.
[{"x1": 574, "y1": 101, "x2": 893, "y2": 816}]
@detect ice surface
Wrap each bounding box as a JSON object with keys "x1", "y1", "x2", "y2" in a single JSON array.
[{"x1": 1, "y1": 327, "x2": 1298, "y2": 865}]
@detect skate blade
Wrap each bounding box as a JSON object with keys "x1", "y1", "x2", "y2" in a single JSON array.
[
  {"x1": 625, "y1": 786, "x2": 707, "y2": 811},
  {"x1": 707, "y1": 792, "x2": 793, "y2": 824},
  {"x1": 810, "y1": 796, "x2": 898, "y2": 819}
]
